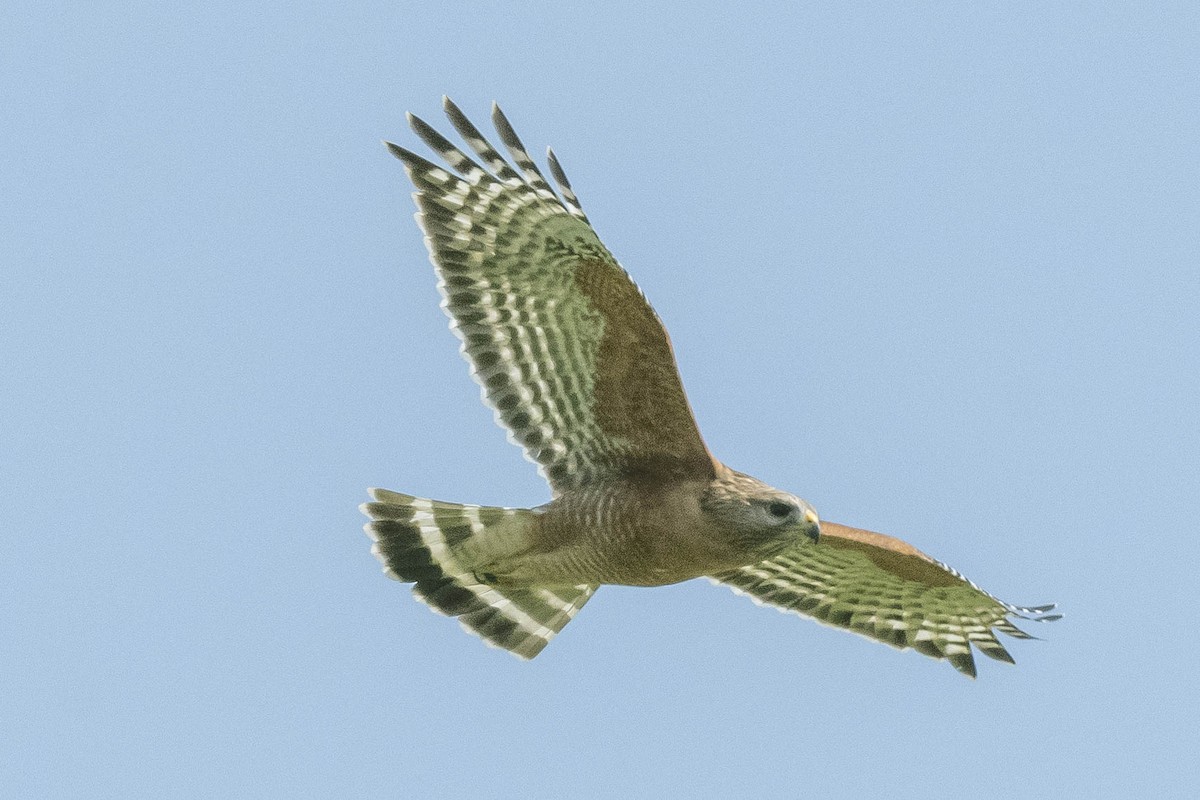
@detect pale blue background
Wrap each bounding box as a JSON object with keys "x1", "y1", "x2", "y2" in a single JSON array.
[{"x1": 4, "y1": 2, "x2": 1197, "y2": 797}]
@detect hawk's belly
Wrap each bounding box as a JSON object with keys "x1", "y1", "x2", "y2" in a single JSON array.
[{"x1": 497, "y1": 487, "x2": 755, "y2": 587}]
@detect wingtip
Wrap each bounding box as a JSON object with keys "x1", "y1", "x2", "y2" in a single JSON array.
[
  {"x1": 1012, "y1": 602, "x2": 1062, "y2": 623},
  {"x1": 947, "y1": 650, "x2": 978, "y2": 679},
  {"x1": 404, "y1": 112, "x2": 430, "y2": 141},
  {"x1": 384, "y1": 141, "x2": 423, "y2": 168},
  {"x1": 407, "y1": 111, "x2": 431, "y2": 135},
  {"x1": 991, "y1": 649, "x2": 1018, "y2": 666},
  {"x1": 491, "y1": 101, "x2": 512, "y2": 130}
]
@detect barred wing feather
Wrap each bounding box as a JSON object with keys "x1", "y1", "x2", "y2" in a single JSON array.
[
  {"x1": 711, "y1": 521, "x2": 1061, "y2": 678},
  {"x1": 387, "y1": 98, "x2": 715, "y2": 494}
]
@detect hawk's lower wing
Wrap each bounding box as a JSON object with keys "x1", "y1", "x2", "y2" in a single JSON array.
[{"x1": 710, "y1": 521, "x2": 1060, "y2": 678}]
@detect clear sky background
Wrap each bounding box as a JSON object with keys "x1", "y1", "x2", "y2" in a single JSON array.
[{"x1": 3, "y1": 2, "x2": 1197, "y2": 797}]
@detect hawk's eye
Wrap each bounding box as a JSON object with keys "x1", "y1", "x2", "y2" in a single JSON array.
[{"x1": 767, "y1": 501, "x2": 794, "y2": 520}]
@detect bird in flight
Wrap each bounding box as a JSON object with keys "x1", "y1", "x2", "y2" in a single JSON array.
[{"x1": 362, "y1": 98, "x2": 1060, "y2": 677}]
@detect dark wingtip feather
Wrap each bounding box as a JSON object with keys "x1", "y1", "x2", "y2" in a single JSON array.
[
  {"x1": 442, "y1": 97, "x2": 484, "y2": 146},
  {"x1": 383, "y1": 142, "x2": 443, "y2": 181},
  {"x1": 975, "y1": 637, "x2": 1017, "y2": 664},
  {"x1": 995, "y1": 619, "x2": 1039, "y2": 640},
  {"x1": 949, "y1": 652, "x2": 978, "y2": 679},
  {"x1": 489, "y1": 104, "x2": 556, "y2": 194},
  {"x1": 407, "y1": 112, "x2": 444, "y2": 147},
  {"x1": 442, "y1": 97, "x2": 470, "y2": 129},
  {"x1": 546, "y1": 147, "x2": 571, "y2": 186},
  {"x1": 384, "y1": 140, "x2": 415, "y2": 162},
  {"x1": 1006, "y1": 601, "x2": 1061, "y2": 622},
  {"x1": 983, "y1": 646, "x2": 1017, "y2": 665}
]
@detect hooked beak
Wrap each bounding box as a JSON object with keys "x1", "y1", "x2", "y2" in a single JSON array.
[{"x1": 803, "y1": 507, "x2": 820, "y2": 544}]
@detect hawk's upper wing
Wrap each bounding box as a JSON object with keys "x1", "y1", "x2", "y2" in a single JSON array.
[
  {"x1": 711, "y1": 521, "x2": 1060, "y2": 678},
  {"x1": 388, "y1": 98, "x2": 715, "y2": 494}
]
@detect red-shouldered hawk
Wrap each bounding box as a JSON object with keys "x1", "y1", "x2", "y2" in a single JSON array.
[{"x1": 362, "y1": 98, "x2": 1059, "y2": 677}]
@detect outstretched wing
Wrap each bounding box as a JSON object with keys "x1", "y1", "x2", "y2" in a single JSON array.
[
  {"x1": 388, "y1": 98, "x2": 715, "y2": 493},
  {"x1": 711, "y1": 522, "x2": 1060, "y2": 678}
]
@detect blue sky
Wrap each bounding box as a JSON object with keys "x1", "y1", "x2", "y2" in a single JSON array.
[{"x1": 3, "y1": 2, "x2": 1198, "y2": 797}]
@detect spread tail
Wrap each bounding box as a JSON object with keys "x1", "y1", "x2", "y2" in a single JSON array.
[{"x1": 361, "y1": 488, "x2": 595, "y2": 659}]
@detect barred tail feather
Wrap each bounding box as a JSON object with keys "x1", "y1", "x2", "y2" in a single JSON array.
[{"x1": 361, "y1": 488, "x2": 594, "y2": 659}]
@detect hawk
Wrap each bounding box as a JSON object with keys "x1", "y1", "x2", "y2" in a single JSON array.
[{"x1": 363, "y1": 98, "x2": 1060, "y2": 677}]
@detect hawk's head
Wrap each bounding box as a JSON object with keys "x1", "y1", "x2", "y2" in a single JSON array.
[{"x1": 700, "y1": 468, "x2": 820, "y2": 556}]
